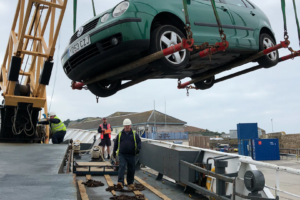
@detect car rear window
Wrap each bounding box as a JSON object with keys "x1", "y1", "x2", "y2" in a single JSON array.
[{"x1": 225, "y1": 0, "x2": 246, "y2": 7}]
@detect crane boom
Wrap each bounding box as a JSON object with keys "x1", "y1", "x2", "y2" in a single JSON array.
[{"x1": 0, "y1": 0, "x2": 68, "y2": 143}]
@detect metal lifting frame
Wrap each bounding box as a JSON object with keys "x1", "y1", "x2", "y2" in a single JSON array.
[{"x1": 0, "y1": 0, "x2": 68, "y2": 143}]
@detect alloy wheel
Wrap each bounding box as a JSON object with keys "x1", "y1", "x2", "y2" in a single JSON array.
[
  {"x1": 160, "y1": 31, "x2": 186, "y2": 65},
  {"x1": 263, "y1": 38, "x2": 277, "y2": 61}
]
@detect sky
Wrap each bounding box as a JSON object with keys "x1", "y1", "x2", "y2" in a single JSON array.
[{"x1": 0, "y1": 0, "x2": 299, "y2": 134}]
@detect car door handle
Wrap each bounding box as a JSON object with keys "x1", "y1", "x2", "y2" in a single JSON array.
[
  {"x1": 250, "y1": 11, "x2": 256, "y2": 16},
  {"x1": 221, "y1": 6, "x2": 227, "y2": 12}
]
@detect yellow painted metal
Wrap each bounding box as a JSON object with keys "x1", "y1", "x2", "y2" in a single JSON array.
[{"x1": 0, "y1": 0, "x2": 68, "y2": 144}]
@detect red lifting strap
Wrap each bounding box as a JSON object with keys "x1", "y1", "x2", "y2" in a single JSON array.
[{"x1": 163, "y1": 38, "x2": 194, "y2": 56}]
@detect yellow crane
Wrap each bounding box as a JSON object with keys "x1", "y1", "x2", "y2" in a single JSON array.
[{"x1": 0, "y1": 0, "x2": 68, "y2": 143}]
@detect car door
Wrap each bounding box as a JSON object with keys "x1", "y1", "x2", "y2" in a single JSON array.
[
  {"x1": 225, "y1": 0, "x2": 259, "y2": 49},
  {"x1": 188, "y1": 0, "x2": 237, "y2": 47}
]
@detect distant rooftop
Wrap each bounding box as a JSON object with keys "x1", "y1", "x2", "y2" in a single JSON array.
[{"x1": 184, "y1": 125, "x2": 205, "y2": 133}]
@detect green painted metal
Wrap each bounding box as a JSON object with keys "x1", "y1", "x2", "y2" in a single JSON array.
[
  {"x1": 292, "y1": 0, "x2": 300, "y2": 46},
  {"x1": 281, "y1": 0, "x2": 287, "y2": 38},
  {"x1": 63, "y1": 0, "x2": 274, "y2": 63},
  {"x1": 73, "y1": 0, "x2": 77, "y2": 33},
  {"x1": 91, "y1": 0, "x2": 96, "y2": 17}
]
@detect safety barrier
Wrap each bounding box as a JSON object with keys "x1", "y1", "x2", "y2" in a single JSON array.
[{"x1": 143, "y1": 132, "x2": 188, "y2": 140}]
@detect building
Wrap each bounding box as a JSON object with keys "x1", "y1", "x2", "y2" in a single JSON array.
[
  {"x1": 221, "y1": 133, "x2": 230, "y2": 138},
  {"x1": 69, "y1": 110, "x2": 187, "y2": 138}
]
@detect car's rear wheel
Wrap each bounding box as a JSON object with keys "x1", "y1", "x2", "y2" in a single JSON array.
[
  {"x1": 193, "y1": 75, "x2": 215, "y2": 90},
  {"x1": 87, "y1": 80, "x2": 121, "y2": 97},
  {"x1": 257, "y1": 33, "x2": 279, "y2": 68},
  {"x1": 149, "y1": 25, "x2": 190, "y2": 73}
]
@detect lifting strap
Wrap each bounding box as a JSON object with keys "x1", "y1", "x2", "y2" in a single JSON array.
[
  {"x1": 91, "y1": 0, "x2": 96, "y2": 17},
  {"x1": 73, "y1": 0, "x2": 97, "y2": 33},
  {"x1": 73, "y1": 0, "x2": 77, "y2": 33},
  {"x1": 182, "y1": 0, "x2": 193, "y2": 40},
  {"x1": 210, "y1": 0, "x2": 226, "y2": 44},
  {"x1": 292, "y1": 0, "x2": 300, "y2": 47},
  {"x1": 281, "y1": 0, "x2": 288, "y2": 39}
]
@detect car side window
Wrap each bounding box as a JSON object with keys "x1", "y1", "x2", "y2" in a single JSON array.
[
  {"x1": 199, "y1": 0, "x2": 221, "y2": 2},
  {"x1": 243, "y1": 0, "x2": 255, "y2": 8},
  {"x1": 225, "y1": 0, "x2": 246, "y2": 7}
]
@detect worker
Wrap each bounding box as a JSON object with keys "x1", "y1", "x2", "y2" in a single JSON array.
[
  {"x1": 38, "y1": 112, "x2": 67, "y2": 144},
  {"x1": 98, "y1": 117, "x2": 113, "y2": 159},
  {"x1": 113, "y1": 118, "x2": 141, "y2": 190}
]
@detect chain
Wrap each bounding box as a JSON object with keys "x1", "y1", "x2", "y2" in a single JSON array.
[
  {"x1": 287, "y1": 47, "x2": 300, "y2": 59},
  {"x1": 184, "y1": 25, "x2": 193, "y2": 44},
  {"x1": 96, "y1": 96, "x2": 99, "y2": 103}
]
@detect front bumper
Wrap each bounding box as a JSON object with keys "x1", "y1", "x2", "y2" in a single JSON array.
[{"x1": 61, "y1": 12, "x2": 153, "y2": 81}]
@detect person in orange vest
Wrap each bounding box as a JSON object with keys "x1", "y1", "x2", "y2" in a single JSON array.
[{"x1": 98, "y1": 117, "x2": 113, "y2": 159}]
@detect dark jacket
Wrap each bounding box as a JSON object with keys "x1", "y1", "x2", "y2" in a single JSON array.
[
  {"x1": 113, "y1": 129, "x2": 141, "y2": 156},
  {"x1": 38, "y1": 118, "x2": 61, "y2": 125},
  {"x1": 97, "y1": 123, "x2": 113, "y2": 133}
]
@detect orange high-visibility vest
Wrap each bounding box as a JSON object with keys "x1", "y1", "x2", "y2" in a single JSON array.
[{"x1": 100, "y1": 124, "x2": 111, "y2": 139}]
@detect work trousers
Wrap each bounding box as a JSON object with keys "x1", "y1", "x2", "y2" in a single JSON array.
[
  {"x1": 118, "y1": 153, "x2": 136, "y2": 185},
  {"x1": 52, "y1": 130, "x2": 66, "y2": 144}
]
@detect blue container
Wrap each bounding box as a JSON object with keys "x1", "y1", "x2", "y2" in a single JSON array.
[
  {"x1": 239, "y1": 140, "x2": 250, "y2": 157},
  {"x1": 237, "y1": 123, "x2": 258, "y2": 140},
  {"x1": 252, "y1": 139, "x2": 280, "y2": 161},
  {"x1": 220, "y1": 149, "x2": 225, "y2": 152}
]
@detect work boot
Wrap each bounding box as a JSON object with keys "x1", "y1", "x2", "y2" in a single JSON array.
[
  {"x1": 128, "y1": 184, "x2": 135, "y2": 191},
  {"x1": 107, "y1": 154, "x2": 110, "y2": 159},
  {"x1": 117, "y1": 182, "x2": 123, "y2": 189}
]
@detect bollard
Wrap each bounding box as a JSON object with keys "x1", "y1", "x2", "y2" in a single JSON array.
[{"x1": 215, "y1": 160, "x2": 228, "y2": 196}]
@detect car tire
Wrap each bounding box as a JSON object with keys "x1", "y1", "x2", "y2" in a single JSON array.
[
  {"x1": 87, "y1": 80, "x2": 121, "y2": 97},
  {"x1": 193, "y1": 76, "x2": 215, "y2": 90},
  {"x1": 149, "y1": 25, "x2": 190, "y2": 73},
  {"x1": 257, "y1": 33, "x2": 279, "y2": 68}
]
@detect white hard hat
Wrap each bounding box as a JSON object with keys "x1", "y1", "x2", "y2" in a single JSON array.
[
  {"x1": 49, "y1": 112, "x2": 56, "y2": 117},
  {"x1": 123, "y1": 118, "x2": 132, "y2": 126}
]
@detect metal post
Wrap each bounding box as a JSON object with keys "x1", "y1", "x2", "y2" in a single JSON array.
[
  {"x1": 215, "y1": 160, "x2": 228, "y2": 196},
  {"x1": 275, "y1": 170, "x2": 280, "y2": 198}
]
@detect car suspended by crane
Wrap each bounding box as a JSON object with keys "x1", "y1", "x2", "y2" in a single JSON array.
[{"x1": 66, "y1": 0, "x2": 300, "y2": 97}]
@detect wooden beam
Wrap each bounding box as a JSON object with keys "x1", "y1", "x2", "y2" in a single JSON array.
[
  {"x1": 18, "y1": 0, "x2": 25, "y2": 37},
  {"x1": 24, "y1": 35, "x2": 42, "y2": 41},
  {"x1": 16, "y1": 0, "x2": 33, "y2": 54},
  {"x1": 77, "y1": 180, "x2": 89, "y2": 200},
  {"x1": 135, "y1": 176, "x2": 171, "y2": 200},
  {"x1": 57, "y1": 0, "x2": 63, "y2": 6},
  {"x1": 4, "y1": 95, "x2": 46, "y2": 108},
  {"x1": 11, "y1": 31, "x2": 18, "y2": 46},
  {"x1": 104, "y1": 175, "x2": 116, "y2": 196},
  {"x1": 86, "y1": 175, "x2": 92, "y2": 181},
  {"x1": 21, "y1": 50, "x2": 49, "y2": 58},
  {"x1": 7, "y1": 81, "x2": 17, "y2": 95},
  {"x1": 125, "y1": 179, "x2": 148, "y2": 200},
  {"x1": 33, "y1": 0, "x2": 64, "y2": 9}
]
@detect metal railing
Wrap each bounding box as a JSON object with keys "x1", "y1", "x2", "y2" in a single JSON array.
[
  {"x1": 279, "y1": 148, "x2": 299, "y2": 161},
  {"x1": 143, "y1": 132, "x2": 189, "y2": 140},
  {"x1": 142, "y1": 138, "x2": 300, "y2": 199}
]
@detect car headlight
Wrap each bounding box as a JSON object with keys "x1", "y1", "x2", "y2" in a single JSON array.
[
  {"x1": 101, "y1": 13, "x2": 110, "y2": 23},
  {"x1": 113, "y1": 1, "x2": 130, "y2": 18}
]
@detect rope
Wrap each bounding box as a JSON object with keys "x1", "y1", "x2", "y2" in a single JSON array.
[
  {"x1": 48, "y1": 34, "x2": 60, "y2": 112},
  {"x1": 292, "y1": 0, "x2": 300, "y2": 47},
  {"x1": 109, "y1": 194, "x2": 145, "y2": 200},
  {"x1": 11, "y1": 104, "x2": 36, "y2": 137},
  {"x1": 81, "y1": 179, "x2": 104, "y2": 187}
]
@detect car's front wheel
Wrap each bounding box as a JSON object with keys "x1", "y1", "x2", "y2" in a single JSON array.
[
  {"x1": 87, "y1": 80, "x2": 121, "y2": 97},
  {"x1": 149, "y1": 25, "x2": 190, "y2": 73},
  {"x1": 257, "y1": 33, "x2": 279, "y2": 68}
]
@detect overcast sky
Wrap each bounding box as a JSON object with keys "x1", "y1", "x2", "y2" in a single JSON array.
[{"x1": 0, "y1": 0, "x2": 299, "y2": 134}]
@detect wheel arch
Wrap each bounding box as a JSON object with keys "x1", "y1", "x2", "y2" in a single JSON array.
[
  {"x1": 151, "y1": 12, "x2": 186, "y2": 36},
  {"x1": 259, "y1": 27, "x2": 276, "y2": 44}
]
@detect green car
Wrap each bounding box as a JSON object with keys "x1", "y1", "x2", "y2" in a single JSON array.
[{"x1": 61, "y1": 0, "x2": 278, "y2": 97}]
